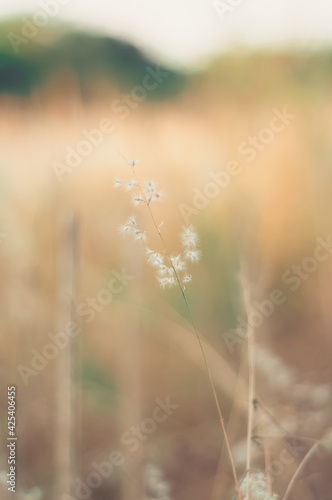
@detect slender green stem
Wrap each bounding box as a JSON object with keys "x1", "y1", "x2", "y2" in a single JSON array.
[
  {"x1": 246, "y1": 323, "x2": 255, "y2": 500},
  {"x1": 133, "y1": 167, "x2": 242, "y2": 500}
]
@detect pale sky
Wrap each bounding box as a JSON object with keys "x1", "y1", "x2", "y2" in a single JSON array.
[{"x1": 1, "y1": 0, "x2": 332, "y2": 69}]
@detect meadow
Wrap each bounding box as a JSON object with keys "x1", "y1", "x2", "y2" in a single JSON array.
[{"x1": 0, "y1": 47, "x2": 332, "y2": 499}]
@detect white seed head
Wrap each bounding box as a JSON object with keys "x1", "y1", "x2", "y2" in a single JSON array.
[
  {"x1": 132, "y1": 194, "x2": 145, "y2": 206},
  {"x1": 185, "y1": 249, "x2": 201, "y2": 263},
  {"x1": 145, "y1": 180, "x2": 157, "y2": 193},
  {"x1": 116, "y1": 166, "x2": 200, "y2": 291},
  {"x1": 143, "y1": 181, "x2": 163, "y2": 204},
  {"x1": 119, "y1": 224, "x2": 132, "y2": 235},
  {"x1": 157, "y1": 266, "x2": 174, "y2": 277},
  {"x1": 152, "y1": 191, "x2": 163, "y2": 201},
  {"x1": 170, "y1": 254, "x2": 186, "y2": 271},
  {"x1": 155, "y1": 265, "x2": 168, "y2": 276},
  {"x1": 144, "y1": 463, "x2": 171, "y2": 500},
  {"x1": 126, "y1": 158, "x2": 140, "y2": 167},
  {"x1": 127, "y1": 216, "x2": 138, "y2": 227},
  {"x1": 158, "y1": 276, "x2": 176, "y2": 288},
  {"x1": 125, "y1": 179, "x2": 138, "y2": 190},
  {"x1": 119, "y1": 216, "x2": 142, "y2": 238},
  {"x1": 240, "y1": 472, "x2": 278, "y2": 500},
  {"x1": 134, "y1": 230, "x2": 147, "y2": 243},
  {"x1": 182, "y1": 225, "x2": 199, "y2": 247},
  {"x1": 148, "y1": 252, "x2": 164, "y2": 267}
]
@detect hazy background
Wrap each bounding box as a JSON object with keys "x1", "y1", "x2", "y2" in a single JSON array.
[
  {"x1": 2, "y1": 0, "x2": 332, "y2": 67},
  {"x1": 1, "y1": 1, "x2": 332, "y2": 499}
]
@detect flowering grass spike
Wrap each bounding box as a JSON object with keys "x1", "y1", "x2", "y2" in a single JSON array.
[
  {"x1": 240, "y1": 473, "x2": 278, "y2": 500},
  {"x1": 114, "y1": 155, "x2": 242, "y2": 500},
  {"x1": 115, "y1": 163, "x2": 200, "y2": 289}
]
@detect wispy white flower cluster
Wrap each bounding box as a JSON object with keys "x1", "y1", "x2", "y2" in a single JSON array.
[
  {"x1": 144, "y1": 225, "x2": 200, "y2": 289},
  {"x1": 148, "y1": 225, "x2": 200, "y2": 288},
  {"x1": 119, "y1": 216, "x2": 147, "y2": 242},
  {"x1": 144, "y1": 463, "x2": 171, "y2": 500},
  {"x1": 115, "y1": 176, "x2": 163, "y2": 207},
  {"x1": 240, "y1": 473, "x2": 278, "y2": 500},
  {"x1": 254, "y1": 345, "x2": 296, "y2": 393},
  {"x1": 254, "y1": 344, "x2": 332, "y2": 435},
  {"x1": 115, "y1": 162, "x2": 201, "y2": 289}
]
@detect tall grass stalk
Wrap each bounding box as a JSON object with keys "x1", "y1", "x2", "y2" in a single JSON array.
[
  {"x1": 240, "y1": 273, "x2": 256, "y2": 500},
  {"x1": 246, "y1": 322, "x2": 255, "y2": 500},
  {"x1": 282, "y1": 443, "x2": 318, "y2": 500},
  {"x1": 130, "y1": 163, "x2": 242, "y2": 500}
]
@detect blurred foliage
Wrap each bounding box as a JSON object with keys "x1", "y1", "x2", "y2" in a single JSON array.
[
  {"x1": 197, "y1": 50, "x2": 332, "y2": 103},
  {"x1": 82, "y1": 359, "x2": 119, "y2": 410},
  {"x1": 0, "y1": 18, "x2": 186, "y2": 97},
  {"x1": 198, "y1": 218, "x2": 243, "y2": 331},
  {"x1": 1, "y1": 17, "x2": 332, "y2": 100},
  {"x1": 0, "y1": 51, "x2": 39, "y2": 94},
  {"x1": 1, "y1": 16, "x2": 332, "y2": 101},
  {"x1": 166, "y1": 218, "x2": 242, "y2": 333}
]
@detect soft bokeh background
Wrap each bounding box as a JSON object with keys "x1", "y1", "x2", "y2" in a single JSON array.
[{"x1": 1, "y1": 1, "x2": 332, "y2": 499}]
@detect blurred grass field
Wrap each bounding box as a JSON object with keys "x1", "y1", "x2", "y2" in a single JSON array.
[{"x1": 0, "y1": 32, "x2": 332, "y2": 499}]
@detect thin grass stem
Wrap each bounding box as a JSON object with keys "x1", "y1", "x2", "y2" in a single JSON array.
[{"x1": 132, "y1": 166, "x2": 242, "y2": 500}]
